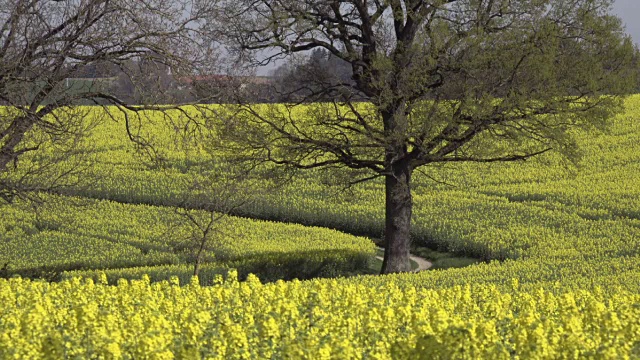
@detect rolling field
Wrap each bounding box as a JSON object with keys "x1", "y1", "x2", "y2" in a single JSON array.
[
  {"x1": 31, "y1": 98, "x2": 639, "y2": 264},
  {"x1": 0, "y1": 195, "x2": 375, "y2": 283},
  {"x1": 1, "y1": 95, "x2": 639, "y2": 357}
]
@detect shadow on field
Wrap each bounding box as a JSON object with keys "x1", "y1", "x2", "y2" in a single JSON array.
[{"x1": 1, "y1": 249, "x2": 375, "y2": 285}]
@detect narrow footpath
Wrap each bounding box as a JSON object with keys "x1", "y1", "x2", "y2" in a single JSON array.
[{"x1": 375, "y1": 247, "x2": 433, "y2": 272}]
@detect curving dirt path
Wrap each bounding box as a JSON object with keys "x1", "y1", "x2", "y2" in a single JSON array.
[{"x1": 375, "y1": 247, "x2": 433, "y2": 272}]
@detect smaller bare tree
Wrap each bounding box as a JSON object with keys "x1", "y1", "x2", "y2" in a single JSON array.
[
  {"x1": 172, "y1": 173, "x2": 251, "y2": 277},
  {"x1": 148, "y1": 104, "x2": 275, "y2": 279}
]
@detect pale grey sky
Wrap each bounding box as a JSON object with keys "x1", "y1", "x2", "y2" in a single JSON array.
[{"x1": 612, "y1": 0, "x2": 640, "y2": 45}]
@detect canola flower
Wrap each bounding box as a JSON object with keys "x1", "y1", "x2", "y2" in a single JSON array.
[{"x1": 1, "y1": 273, "x2": 639, "y2": 359}]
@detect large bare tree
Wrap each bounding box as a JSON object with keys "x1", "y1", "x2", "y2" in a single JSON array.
[
  {"x1": 0, "y1": 0, "x2": 217, "y2": 201},
  {"x1": 210, "y1": 0, "x2": 637, "y2": 273}
]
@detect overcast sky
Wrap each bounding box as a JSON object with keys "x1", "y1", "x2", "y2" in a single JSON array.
[{"x1": 612, "y1": 0, "x2": 640, "y2": 45}]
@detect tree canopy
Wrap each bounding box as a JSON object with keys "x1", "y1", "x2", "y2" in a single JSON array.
[
  {"x1": 0, "y1": 0, "x2": 217, "y2": 201},
  {"x1": 211, "y1": 0, "x2": 637, "y2": 273}
]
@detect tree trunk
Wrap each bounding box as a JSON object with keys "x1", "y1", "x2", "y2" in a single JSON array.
[
  {"x1": 193, "y1": 256, "x2": 202, "y2": 277},
  {"x1": 379, "y1": 102, "x2": 413, "y2": 274},
  {"x1": 381, "y1": 162, "x2": 413, "y2": 274},
  {"x1": 193, "y1": 234, "x2": 207, "y2": 277}
]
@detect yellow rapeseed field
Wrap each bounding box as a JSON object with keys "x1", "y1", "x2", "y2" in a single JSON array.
[
  {"x1": 1, "y1": 273, "x2": 639, "y2": 359},
  {"x1": 1, "y1": 95, "x2": 640, "y2": 358}
]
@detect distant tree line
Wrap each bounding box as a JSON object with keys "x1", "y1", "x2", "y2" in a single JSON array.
[
  {"x1": 269, "y1": 49, "x2": 358, "y2": 103},
  {"x1": 40, "y1": 49, "x2": 358, "y2": 105},
  {"x1": 10, "y1": 39, "x2": 640, "y2": 107},
  {"x1": 3, "y1": 55, "x2": 275, "y2": 106}
]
